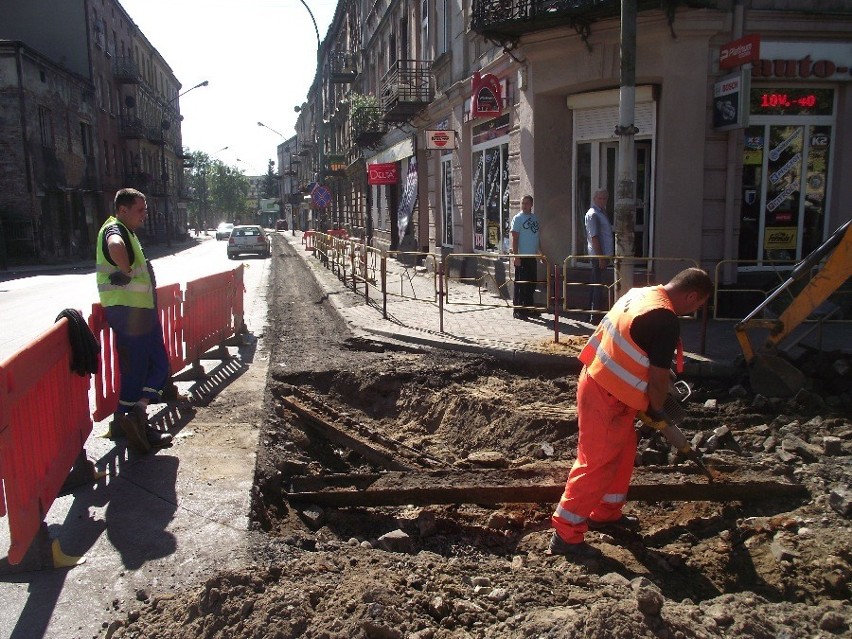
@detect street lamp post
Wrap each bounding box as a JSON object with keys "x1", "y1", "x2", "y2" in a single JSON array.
[
  {"x1": 160, "y1": 79, "x2": 208, "y2": 247},
  {"x1": 294, "y1": 0, "x2": 326, "y2": 229}
]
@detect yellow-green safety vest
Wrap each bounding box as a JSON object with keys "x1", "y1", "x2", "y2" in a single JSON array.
[{"x1": 95, "y1": 216, "x2": 154, "y2": 308}]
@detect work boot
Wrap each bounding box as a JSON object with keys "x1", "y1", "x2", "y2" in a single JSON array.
[
  {"x1": 547, "y1": 532, "x2": 602, "y2": 559},
  {"x1": 125, "y1": 405, "x2": 152, "y2": 454},
  {"x1": 146, "y1": 427, "x2": 173, "y2": 448},
  {"x1": 587, "y1": 514, "x2": 641, "y2": 531}
]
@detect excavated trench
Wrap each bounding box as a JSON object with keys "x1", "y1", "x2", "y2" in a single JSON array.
[{"x1": 250, "y1": 353, "x2": 851, "y2": 607}]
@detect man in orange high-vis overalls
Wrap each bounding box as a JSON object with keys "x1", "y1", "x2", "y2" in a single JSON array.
[{"x1": 549, "y1": 268, "x2": 714, "y2": 559}]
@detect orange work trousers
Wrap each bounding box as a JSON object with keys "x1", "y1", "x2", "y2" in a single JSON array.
[{"x1": 551, "y1": 367, "x2": 638, "y2": 543}]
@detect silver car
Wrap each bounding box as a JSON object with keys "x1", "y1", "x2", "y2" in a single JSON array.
[
  {"x1": 227, "y1": 224, "x2": 271, "y2": 259},
  {"x1": 215, "y1": 222, "x2": 234, "y2": 240}
]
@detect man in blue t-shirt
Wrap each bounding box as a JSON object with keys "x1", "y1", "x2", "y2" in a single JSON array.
[
  {"x1": 584, "y1": 189, "x2": 614, "y2": 319},
  {"x1": 510, "y1": 195, "x2": 541, "y2": 319}
]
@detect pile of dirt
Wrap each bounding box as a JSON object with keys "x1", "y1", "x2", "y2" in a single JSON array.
[{"x1": 106, "y1": 237, "x2": 852, "y2": 638}]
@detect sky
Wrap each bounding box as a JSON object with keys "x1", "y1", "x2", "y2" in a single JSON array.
[{"x1": 119, "y1": 0, "x2": 338, "y2": 176}]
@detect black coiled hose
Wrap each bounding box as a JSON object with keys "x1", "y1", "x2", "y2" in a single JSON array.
[{"x1": 55, "y1": 309, "x2": 100, "y2": 377}]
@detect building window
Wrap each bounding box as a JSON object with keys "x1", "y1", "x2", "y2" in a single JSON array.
[
  {"x1": 38, "y1": 106, "x2": 54, "y2": 148},
  {"x1": 439, "y1": 0, "x2": 450, "y2": 55},
  {"x1": 421, "y1": 0, "x2": 429, "y2": 60},
  {"x1": 80, "y1": 122, "x2": 93, "y2": 157}
]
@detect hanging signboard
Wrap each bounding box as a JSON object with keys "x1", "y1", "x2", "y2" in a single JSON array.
[
  {"x1": 367, "y1": 162, "x2": 398, "y2": 185},
  {"x1": 713, "y1": 70, "x2": 748, "y2": 131},
  {"x1": 719, "y1": 34, "x2": 760, "y2": 70},
  {"x1": 471, "y1": 71, "x2": 502, "y2": 119},
  {"x1": 425, "y1": 129, "x2": 457, "y2": 150}
]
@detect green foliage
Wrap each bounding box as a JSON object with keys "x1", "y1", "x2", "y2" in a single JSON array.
[
  {"x1": 183, "y1": 147, "x2": 250, "y2": 227},
  {"x1": 349, "y1": 93, "x2": 382, "y2": 137},
  {"x1": 261, "y1": 159, "x2": 277, "y2": 199}
]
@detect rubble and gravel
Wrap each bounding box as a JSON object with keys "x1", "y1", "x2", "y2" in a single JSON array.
[{"x1": 106, "y1": 236, "x2": 852, "y2": 638}]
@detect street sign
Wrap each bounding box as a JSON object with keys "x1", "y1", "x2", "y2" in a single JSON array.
[
  {"x1": 311, "y1": 185, "x2": 332, "y2": 208},
  {"x1": 719, "y1": 34, "x2": 760, "y2": 70}
]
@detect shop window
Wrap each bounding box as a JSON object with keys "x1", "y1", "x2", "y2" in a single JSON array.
[
  {"x1": 472, "y1": 114, "x2": 510, "y2": 253},
  {"x1": 739, "y1": 87, "x2": 835, "y2": 267},
  {"x1": 441, "y1": 155, "x2": 454, "y2": 247}
]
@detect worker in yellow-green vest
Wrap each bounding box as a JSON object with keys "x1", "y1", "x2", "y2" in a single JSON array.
[{"x1": 96, "y1": 188, "x2": 174, "y2": 454}]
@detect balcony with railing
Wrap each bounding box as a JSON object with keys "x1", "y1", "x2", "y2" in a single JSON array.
[
  {"x1": 124, "y1": 171, "x2": 154, "y2": 191},
  {"x1": 470, "y1": 0, "x2": 711, "y2": 41},
  {"x1": 379, "y1": 60, "x2": 433, "y2": 123},
  {"x1": 118, "y1": 116, "x2": 146, "y2": 138},
  {"x1": 113, "y1": 56, "x2": 141, "y2": 83},
  {"x1": 329, "y1": 50, "x2": 359, "y2": 83},
  {"x1": 349, "y1": 95, "x2": 387, "y2": 149}
]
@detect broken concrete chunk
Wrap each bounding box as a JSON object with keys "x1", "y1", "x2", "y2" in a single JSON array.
[
  {"x1": 776, "y1": 448, "x2": 798, "y2": 463},
  {"x1": 301, "y1": 505, "x2": 325, "y2": 529},
  {"x1": 822, "y1": 436, "x2": 843, "y2": 456},
  {"x1": 829, "y1": 487, "x2": 852, "y2": 517},
  {"x1": 781, "y1": 435, "x2": 820, "y2": 462},
  {"x1": 466, "y1": 451, "x2": 509, "y2": 468},
  {"x1": 378, "y1": 529, "x2": 413, "y2": 553},
  {"x1": 770, "y1": 537, "x2": 800, "y2": 562},
  {"x1": 703, "y1": 399, "x2": 718, "y2": 410}
]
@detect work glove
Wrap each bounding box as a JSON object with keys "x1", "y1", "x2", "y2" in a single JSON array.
[
  {"x1": 639, "y1": 407, "x2": 670, "y2": 432},
  {"x1": 108, "y1": 270, "x2": 132, "y2": 286}
]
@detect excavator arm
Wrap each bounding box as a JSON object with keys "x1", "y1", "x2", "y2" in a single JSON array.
[{"x1": 735, "y1": 220, "x2": 851, "y2": 395}]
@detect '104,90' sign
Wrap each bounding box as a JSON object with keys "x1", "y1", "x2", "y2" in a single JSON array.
[{"x1": 368, "y1": 162, "x2": 398, "y2": 185}]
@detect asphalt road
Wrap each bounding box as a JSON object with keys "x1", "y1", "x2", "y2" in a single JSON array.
[{"x1": 0, "y1": 235, "x2": 266, "y2": 361}]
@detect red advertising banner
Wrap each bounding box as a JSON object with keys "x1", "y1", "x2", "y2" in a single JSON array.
[
  {"x1": 368, "y1": 162, "x2": 398, "y2": 185},
  {"x1": 471, "y1": 71, "x2": 502, "y2": 119},
  {"x1": 719, "y1": 34, "x2": 760, "y2": 70}
]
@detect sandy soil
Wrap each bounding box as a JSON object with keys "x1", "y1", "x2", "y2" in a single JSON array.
[{"x1": 107, "y1": 235, "x2": 852, "y2": 638}]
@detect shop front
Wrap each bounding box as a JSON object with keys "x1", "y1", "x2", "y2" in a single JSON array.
[{"x1": 739, "y1": 41, "x2": 848, "y2": 270}]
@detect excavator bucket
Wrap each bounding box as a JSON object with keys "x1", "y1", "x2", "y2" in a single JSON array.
[{"x1": 748, "y1": 352, "x2": 805, "y2": 398}]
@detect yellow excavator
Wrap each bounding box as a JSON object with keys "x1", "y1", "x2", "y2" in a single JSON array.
[{"x1": 735, "y1": 220, "x2": 851, "y2": 397}]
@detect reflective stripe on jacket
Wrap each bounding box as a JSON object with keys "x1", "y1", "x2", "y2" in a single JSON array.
[
  {"x1": 578, "y1": 285, "x2": 675, "y2": 411},
  {"x1": 96, "y1": 217, "x2": 154, "y2": 308}
]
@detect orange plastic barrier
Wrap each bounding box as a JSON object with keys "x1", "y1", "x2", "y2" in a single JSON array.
[
  {"x1": 89, "y1": 284, "x2": 188, "y2": 422},
  {"x1": 157, "y1": 283, "x2": 186, "y2": 374},
  {"x1": 88, "y1": 303, "x2": 118, "y2": 422},
  {"x1": 0, "y1": 317, "x2": 93, "y2": 564},
  {"x1": 183, "y1": 266, "x2": 243, "y2": 366},
  {"x1": 328, "y1": 228, "x2": 349, "y2": 240},
  {"x1": 303, "y1": 230, "x2": 316, "y2": 251}
]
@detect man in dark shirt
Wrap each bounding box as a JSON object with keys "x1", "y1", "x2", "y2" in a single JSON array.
[{"x1": 549, "y1": 268, "x2": 714, "y2": 559}]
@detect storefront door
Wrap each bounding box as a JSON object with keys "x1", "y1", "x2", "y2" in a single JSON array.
[{"x1": 575, "y1": 140, "x2": 653, "y2": 259}]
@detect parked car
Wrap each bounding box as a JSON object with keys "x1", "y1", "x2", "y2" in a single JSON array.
[
  {"x1": 215, "y1": 222, "x2": 234, "y2": 240},
  {"x1": 274, "y1": 219, "x2": 288, "y2": 231},
  {"x1": 227, "y1": 224, "x2": 271, "y2": 259}
]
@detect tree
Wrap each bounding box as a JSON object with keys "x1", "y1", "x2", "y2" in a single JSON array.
[
  {"x1": 183, "y1": 147, "x2": 250, "y2": 228},
  {"x1": 261, "y1": 159, "x2": 277, "y2": 199}
]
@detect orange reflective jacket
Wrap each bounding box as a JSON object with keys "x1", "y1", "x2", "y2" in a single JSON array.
[{"x1": 579, "y1": 285, "x2": 680, "y2": 410}]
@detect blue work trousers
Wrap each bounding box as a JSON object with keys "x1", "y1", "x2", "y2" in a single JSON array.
[{"x1": 104, "y1": 305, "x2": 169, "y2": 415}]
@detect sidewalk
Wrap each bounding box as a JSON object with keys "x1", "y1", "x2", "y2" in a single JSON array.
[{"x1": 281, "y1": 232, "x2": 755, "y2": 379}]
